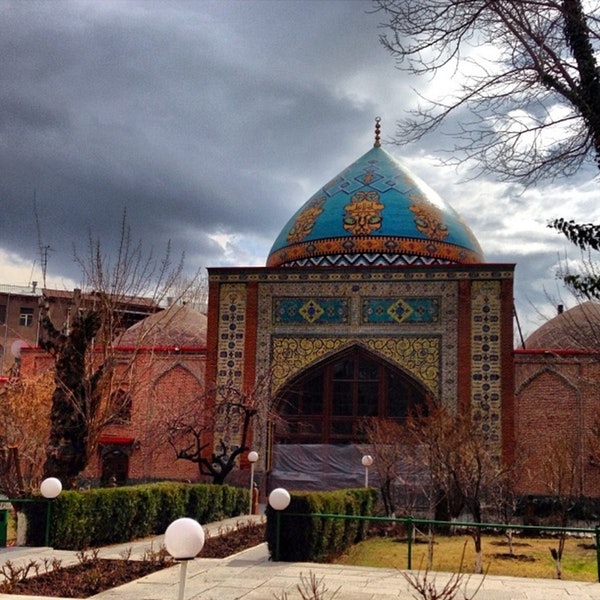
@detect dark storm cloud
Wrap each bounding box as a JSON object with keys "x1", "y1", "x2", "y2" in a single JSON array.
[
  {"x1": 0, "y1": 0, "x2": 597, "y2": 338},
  {"x1": 0, "y1": 0, "x2": 390, "y2": 282}
]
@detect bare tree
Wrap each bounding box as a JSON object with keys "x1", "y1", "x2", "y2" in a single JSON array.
[
  {"x1": 169, "y1": 271, "x2": 209, "y2": 313},
  {"x1": 487, "y1": 455, "x2": 528, "y2": 557},
  {"x1": 0, "y1": 371, "x2": 53, "y2": 496},
  {"x1": 40, "y1": 213, "x2": 189, "y2": 487},
  {"x1": 542, "y1": 431, "x2": 581, "y2": 579},
  {"x1": 405, "y1": 404, "x2": 507, "y2": 574},
  {"x1": 588, "y1": 408, "x2": 600, "y2": 467},
  {"x1": 361, "y1": 417, "x2": 420, "y2": 517},
  {"x1": 377, "y1": 1, "x2": 600, "y2": 300},
  {"x1": 375, "y1": 0, "x2": 600, "y2": 184},
  {"x1": 163, "y1": 375, "x2": 272, "y2": 484}
]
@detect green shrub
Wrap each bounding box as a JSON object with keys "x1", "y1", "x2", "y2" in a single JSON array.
[
  {"x1": 186, "y1": 484, "x2": 212, "y2": 522},
  {"x1": 28, "y1": 482, "x2": 249, "y2": 550},
  {"x1": 266, "y1": 487, "x2": 377, "y2": 562},
  {"x1": 131, "y1": 485, "x2": 161, "y2": 538},
  {"x1": 154, "y1": 482, "x2": 189, "y2": 532}
]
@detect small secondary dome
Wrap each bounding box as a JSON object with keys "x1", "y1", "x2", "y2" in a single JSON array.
[
  {"x1": 524, "y1": 302, "x2": 600, "y2": 350},
  {"x1": 267, "y1": 119, "x2": 484, "y2": 268},
  {"x1": 118, "y1": 304, "x2": 207, "y2": 348}
]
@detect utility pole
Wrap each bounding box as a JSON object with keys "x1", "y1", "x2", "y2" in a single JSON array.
[{"x1": 33, "y1": 191, "x2": 51, "y2": 288}]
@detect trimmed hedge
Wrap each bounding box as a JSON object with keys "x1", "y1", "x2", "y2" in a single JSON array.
[
  {"x1": 22, "y1": 482, "x2": 248, "y2": 549},
  {"x1": 266, "y1": 487, "x2": 377, "y2": 562}
]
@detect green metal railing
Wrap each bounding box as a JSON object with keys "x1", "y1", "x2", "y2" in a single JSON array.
[{"x1": 276, "y1": 512, "x2": 600, "y2": 581}]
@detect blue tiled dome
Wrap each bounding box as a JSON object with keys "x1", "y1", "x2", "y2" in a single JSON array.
[{"x1": 267, "y1": 142, "x2": 484, "y2": 268}]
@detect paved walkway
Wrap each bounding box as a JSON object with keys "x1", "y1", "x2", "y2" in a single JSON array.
[{"x1": 0, "y1": 515, "x2": 599, "y2": 599}]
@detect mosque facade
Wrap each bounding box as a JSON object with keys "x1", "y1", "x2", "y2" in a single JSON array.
[
  {"x1": 205, "y1": 121, "x2": 516, "y2": 488},
  {"x1": 15, "y1": 121, "x2": 600, "y2": 499}
]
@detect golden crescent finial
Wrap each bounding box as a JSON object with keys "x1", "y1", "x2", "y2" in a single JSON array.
[{"x1": 374, "y1": 117, "x2": 381, "y2": 147}]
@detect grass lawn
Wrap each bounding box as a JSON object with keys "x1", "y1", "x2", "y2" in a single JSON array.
[{"x1": 333, "y1": 532, "x2": 599, "y2": 582}]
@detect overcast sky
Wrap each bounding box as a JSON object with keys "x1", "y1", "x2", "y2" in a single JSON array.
[{"x1": 1, "y1": 0, "x2": 599, "y2": 339}]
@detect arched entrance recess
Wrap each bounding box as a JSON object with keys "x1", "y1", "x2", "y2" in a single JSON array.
[
  {"x1": 268, "y1": 346, "x2": 431, "y2": 490},
  {"x1": 274, "y1": 345, "x2": 430, "y2": 445}
]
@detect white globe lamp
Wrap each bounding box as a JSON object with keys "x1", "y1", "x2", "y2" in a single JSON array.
[
  {"x1": 165, "y1": 517, "x2": 205, "y2": 600},
  {"x1": 268, "y1": 487, "x2": 291, "y2": 511},
  {"x1": 40, "y1": 477, "x2": 62, "y2": 547},
  {"x1": 40, "y1": 477, "x2": 62, "y2": 499},
  {"x1": 362, "y1": 455, "x2": 374, "y2": 487}
]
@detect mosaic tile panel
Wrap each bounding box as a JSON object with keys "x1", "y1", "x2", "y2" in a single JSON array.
[
  {"x1": 273, "y1": 297, "x2": 349, "y2": 325},
  {"x1": 217, "y1": 283, "x2": 247, "y2": 386},
  {"x1": 215, "y1": 284, "x2": 247, "y2": 445},
  {"x1": 254, "y1": 276, "x2": 461, "y2": 412},
  {"x1": 362, "y1": 297, "x2": 440, "y2": 324},
  {"x1": 471, "y1": 280, "x2": 502, "y2": 456},
  {"x1": 268, "y1": 239, "x2": 480, "y2": 268},
  {"x1": 209, "y1": 267, "x2": 515, "y2": 284},
  {"x1": 210, "y1": 266, "x2": 513, "y2": 464},
  {"x1": 270, "y1": 335, "x2": 440, "y2": 398},
  {"x1": 266, "y1": 146, "x2": 485, "y2": 268}
]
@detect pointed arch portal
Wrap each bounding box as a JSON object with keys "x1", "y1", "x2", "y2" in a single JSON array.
[{"x1": 274, "y1": 346, "x2": 429, "y2": 445}]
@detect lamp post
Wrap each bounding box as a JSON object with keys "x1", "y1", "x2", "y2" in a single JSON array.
[
  {"x1": 361, "y1": 455, "x2": 373, "y2": 488},
  {"x1": 164, "y1": 517, "x2": 205, "y2": 600},
  {"x1": 268, "y1": 487, "x2": 290, "y2": 562},
  {"x1": 40, "y1": 477, "x2": 62, "y2": 547},
  {"x1": 248, "y1": 450, "x2": 258, "y2": 515}
]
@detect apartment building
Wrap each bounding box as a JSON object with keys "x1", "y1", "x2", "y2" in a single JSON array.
[{"x1": 0, "y1": 284, "x2": 159, "y2": 376}]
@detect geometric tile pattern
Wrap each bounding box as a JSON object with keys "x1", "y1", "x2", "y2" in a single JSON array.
[
  {"x1": 471, "y1": 280, "x2": 502, "y2": 458},
  {"x1": 270, "y1": 335, "x2": 440, "y2": 397},
  {"x1": 361, "y1": 296, "x2": 440, "y2": 324},
  {"x1": 215, "y1": 284, "x2": 247, "y2": 444},
  {"x1": 209, "y1": 267, "x2": 514, "y2": 437},
  {"x1": 273, "y1": 297, "x2": 349, "y2": 324},
  {"x1": 250, "y1": 272, "x2": 462, "y2": 412},
  {"x1": 269, "y1": 242, "x2": 477, "y2": 268}
]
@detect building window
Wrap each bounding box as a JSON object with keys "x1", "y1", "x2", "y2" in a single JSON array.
[
  {"x1": 0, "y1": 305, "x2": 6, "y2": 324},
  {"x1": 276, "y1": 346, "x2": 429, "y2": 444},
  {"x1": 110, "y1": 390, "x2": 132, "y2": 424},
  {"x1": 19, "y1": 307, "x2": 34, "y2": 327}
]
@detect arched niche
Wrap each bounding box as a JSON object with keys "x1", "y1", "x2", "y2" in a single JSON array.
[{"x1": 273, "y1": 345, "x2": 430, "y2": 445}]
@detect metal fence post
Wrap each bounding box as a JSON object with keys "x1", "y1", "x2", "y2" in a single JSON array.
[
  {"x1": 44, "y1": 500, "x2": 52, "y2": 547},
  {"x1": 407, "y1": 516, "x2": 413, "y2": 570},
  {"x1": 275, "y1": 511, "x2": 281, "y2": 561},
  {"x1": 596, "y1": 525, "x2": 600, "y2": 581}
]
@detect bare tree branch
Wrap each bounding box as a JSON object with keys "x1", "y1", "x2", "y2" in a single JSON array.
[
  {"x1": 40, "y1": 212, "x2": 199, "y2": 487},
  {"x1": 374, "y1": 0, "x2": 600, "y2": 183}
]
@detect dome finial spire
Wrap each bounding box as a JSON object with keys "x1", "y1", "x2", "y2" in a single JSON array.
[{"x1": 374, "y1": 117, "x2": 381, "y2": 147}]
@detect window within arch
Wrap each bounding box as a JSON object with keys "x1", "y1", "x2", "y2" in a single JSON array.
[
  {"x1": 276, "y1": 348, "x2": 428, "y2": 444},
  {"x1": 109, "y1": 389, "x2": 132, "y2": 424}
]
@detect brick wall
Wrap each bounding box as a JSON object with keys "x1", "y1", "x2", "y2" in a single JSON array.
[
  {"x1": 514, "y1": 351, "x2": 600, "y2": 497},
  {"x1": 21, "y1": 346, "x2": 207, "y2": 484}
]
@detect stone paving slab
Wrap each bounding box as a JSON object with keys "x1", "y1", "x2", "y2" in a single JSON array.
[
  {"x1": 0, "y1": 515, "x2": 600, "y2": 599},
  {"x1": 92, "y1": 544, "x2": 600, "y2": 600}
]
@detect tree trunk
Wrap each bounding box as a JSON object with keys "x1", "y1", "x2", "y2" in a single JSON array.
[
  {"x1": 427, "y1": 523, "x2": 435, "y2": 571},
  {"x1": 471, "y1": 502, "x2": 484, "y2": 574},
  {"x1": 562, "y1": 0, "x2": 600, "y2": 166},
  {"x1": 43, "y1": 386, "x2": 89, "y2": 488},
  {"x1": 42, "y1": 310, "x2": 101, "y2": 487}
]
